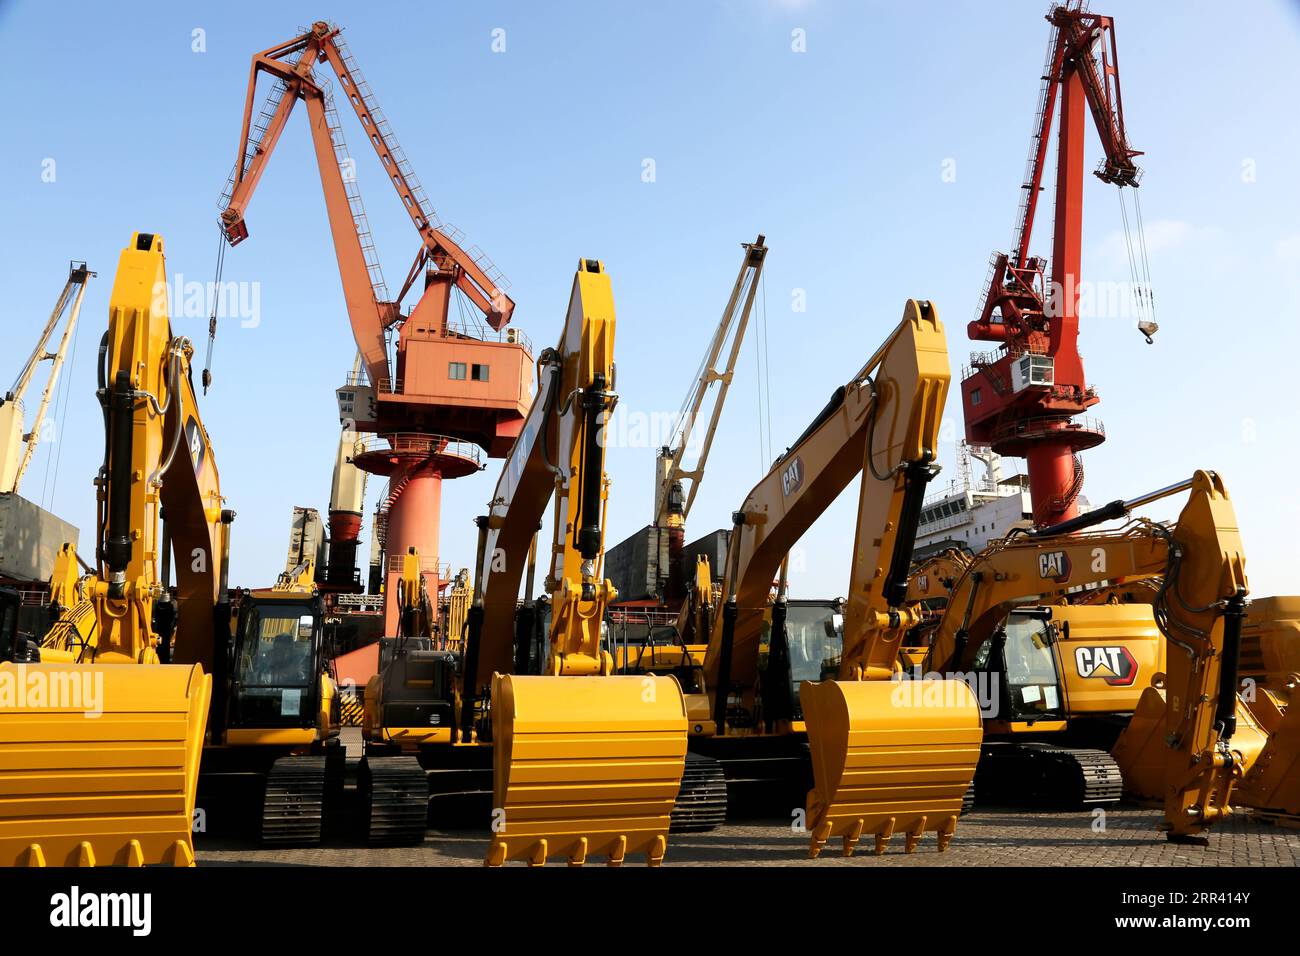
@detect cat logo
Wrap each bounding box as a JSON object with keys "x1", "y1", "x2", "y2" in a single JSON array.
[
  {"x1": 1037, "y1": 550, "x2": 1071, "y2": 583},
  {"x1": 781, "y1": 457, "x2": 804, "y2": 497},
  {"x1": 916, "y1": 573, "x2": 930, "y2": 593},
  {"x1": 184, "y1": 416, "x2": 207, "y2": 474},
  {"x1": 1074, "y1": 645, "x2": 1138, "y2": 686}
]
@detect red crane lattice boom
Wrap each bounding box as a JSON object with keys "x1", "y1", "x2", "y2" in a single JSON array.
[
  {"x1": 961, "y1": 1, "x2": 1143, "y2": 526},
  {"x1": 218, "y1": 22, "x2": 532, "y2": 631}
]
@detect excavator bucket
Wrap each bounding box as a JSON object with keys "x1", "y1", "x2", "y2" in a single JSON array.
[
  {"x1": 0, "y1": 662, "x2": 211, "y2": 867},
  {"x1": 1235, "y1": 684, "x2": 1300, "y2": 821},
  {"x1": 486, "y1": 673, "x2": 688, "y2": 866},
  {"x1": 1233, "y1": 596, "x2": 1300, "y2": 821},
  {"x1": 1112, "y1": 683, "x2": 1268, "y2": 802},
  {"x1": 802, "y1": 678, "x2": 982, "y2": 857}
]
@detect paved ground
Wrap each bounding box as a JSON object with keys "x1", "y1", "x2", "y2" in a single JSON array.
[{"x1": 196, "y1": 805, "x2": 1300, "y2": 867}]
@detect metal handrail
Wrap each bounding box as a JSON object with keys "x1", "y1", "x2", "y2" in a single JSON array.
[
  {"x1": 354, "y1": 432, "x2": 484, "y2": 467},
  {"x1": 989, "y1": 415, "x2": 1106, "y2": 445}
]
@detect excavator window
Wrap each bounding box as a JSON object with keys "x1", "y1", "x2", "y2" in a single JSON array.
[
  {"x1": 231, "y1": 602, "x2": 321, "y2": 723},
  {"x1": 997, "y1": 612, "x2": 1066, "y2": 721},
  {"x1": 783, "y1": 601, "x2": 844, "y2": 716}
]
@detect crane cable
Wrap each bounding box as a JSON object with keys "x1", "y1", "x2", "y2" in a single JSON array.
[
  {"x1": 203, "y1": 223, "x2": 226, "y2": 394},
  {"x1": 1116, "y1": 185, "x2": 1156, "y2": 341}
]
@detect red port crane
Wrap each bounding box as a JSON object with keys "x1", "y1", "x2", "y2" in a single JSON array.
[
  {"x1": 218, "y1": 21, "x2": 532, "y2": 631},
  {"x1": 960, "y1": 1, "x2": 1149, "y2": 526}
]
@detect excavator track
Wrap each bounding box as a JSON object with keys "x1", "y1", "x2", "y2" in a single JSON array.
[
  {"x1": 261, "y1": 755, "x2": 328, "y2": 846},
  {"x1": 961, "y1": 780, "x2": 977, "y2": 815},
  {"x1": 976, "y1": 743, "x2": 1123, "y2": 809},
  {"x1": 670, "y1": 753, "x2": 728, "y2": 833},
  {"x1": 360, "y1": 755, "x2": 429, "y2": 846}
]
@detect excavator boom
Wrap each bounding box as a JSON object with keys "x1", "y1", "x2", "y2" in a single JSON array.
[
  {"x1": 0, "y1": 234, "x2": 214, "y2": 867},
  {"x1": 916, "y1": 470, "x2": 1259, "y2": 840},
  {"x1": 477, "y1": 262, "x2": 687, "y2": 867},
  {"x1": 796, "y1": 302, "x2": 981, "y2": 857},
  {"x1": 699, "y1": 300, "x2": 981, "y2": 858}
]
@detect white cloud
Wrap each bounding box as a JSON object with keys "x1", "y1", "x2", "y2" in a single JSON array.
[
  {"x1": 1275, "y1": 233, "x2": 1300, "y2": 264},
  {"x1": 1091, "y1": 219, "x2": 1222, "y2": 276}
]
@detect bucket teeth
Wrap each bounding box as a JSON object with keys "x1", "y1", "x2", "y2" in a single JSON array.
[
  {"x1": 608, "y1": 835, "x2": 627, "y2": 867},
  {"x1": 842, "y1": 818, "x2": 865, "y2": 857},
  {"x1": 905, "y1": 816, "x2": 927, "y2": 853},
  {"x1": 568, "y1": 837, "x2": 588, "y2": 866},
  {"x1": 808, "y1": 820, "x2": 833, "y2": 859},
  {"x1": 874, "y1": 817, "x2": 896, "y2": 856},
  {"x1": 937, "y1": 814, "x2": 958, "y2": 852}
]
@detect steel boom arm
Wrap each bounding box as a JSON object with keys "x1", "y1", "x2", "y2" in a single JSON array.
[{"x1": 702, "y1": 299, "x2": 949, "y2": 695}]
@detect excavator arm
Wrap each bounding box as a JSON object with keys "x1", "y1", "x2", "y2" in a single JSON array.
[
  {"x1": 470, "y1": 262, "x2": 687, "y2": 867},
  {"x1": 0, "y1": 233, "x2": 218, "y2": 867},
  {"x1": 699, "y1": 301, "x2": 983, "y2": 858},
  {"x1": 1108, "y1": 473, "x2": 1251, "y2": 841},
  {"x1": 918, "y1": 471, "x2": 1256, "y2": 841}
]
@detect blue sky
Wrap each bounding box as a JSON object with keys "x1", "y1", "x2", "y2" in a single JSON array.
[{"x1": 3, "y1": 0, "x2": 1300, "y2": 598}]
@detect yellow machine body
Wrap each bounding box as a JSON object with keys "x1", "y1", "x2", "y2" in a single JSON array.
[
  {"x1": 487, "y1": 674, "x2": 687, "y2": 866},
  {"x1": 687, "y1": 301, "x2": 979, "y2": 855},
  {"x1": 475, "y1": 263, "x2": 687, "y2": 865},
  {"x1": 0, "y1": 234, "x2": 216, "y2": 867},
  {"x1": 0, "y1": 661, "x2": 210, "y2": 867},
  {"x1": 795, "y1": 302, "x2": 980, "y2": 856}
]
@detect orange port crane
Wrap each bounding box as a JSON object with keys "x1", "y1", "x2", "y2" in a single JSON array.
[
  {"x1": 961, "y1": 1, "x2": 1151, "y2": 526},
  {"x1": 218, "y1": 21, "x2": 532, "y2": 631}
]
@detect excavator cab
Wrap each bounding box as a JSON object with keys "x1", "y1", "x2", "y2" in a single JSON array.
[
  {"x1": 774, "y1": 599, "x2": 844, "y2": 720},
  {"x1": 365, "y1": 635, "x2": 458, "y2": 740},
  {"x1": 227, "y1": 593, "x2": 333, "y2": 732},
  {"x1": 195, "y1": 586, "x2": 347, "y2": 846},
  {"x1": 977, "y1": 610, "x2": 1069, "y2": 726}
]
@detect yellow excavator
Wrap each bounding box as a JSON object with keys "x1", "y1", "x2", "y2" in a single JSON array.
[
  {"x1": 787, "y1": 300, "x2": 981, "y2": 858},
  {"x1": 921, "y1": 472, "x2": 1260, "y2": 843},
  {"x1": 476, "y1": 260, "x2": 688, "y2": 866},
  {"x1": 1, "y1": 234, "x2": 345, "y2": 865},
  {"x1": 201, "y1": 557, "x2": 343, "y2": 846},
  {"x1": 906, "y1": 535, "x2": 1167, "y2": 808},
  {"x1": 362, "y1": 260, "x2": 689, "y2": 865},
  {"x1": 0, "y1": 233, "x2": 215, "y2": 867},
  {"x1": 623, "y1": 301, "x2": 983, "y2": 856}
]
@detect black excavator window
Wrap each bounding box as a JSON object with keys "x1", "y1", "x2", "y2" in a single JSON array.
[
  {"x1": 782, "y1": 601, "x2": 843, "y2": 717},
  {"x1": 1001, "y1": 613, "x2": 1066, "y2": 721},
  {"x1": 230, "y1": 602, "x2": 320, "y2": 724}
]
